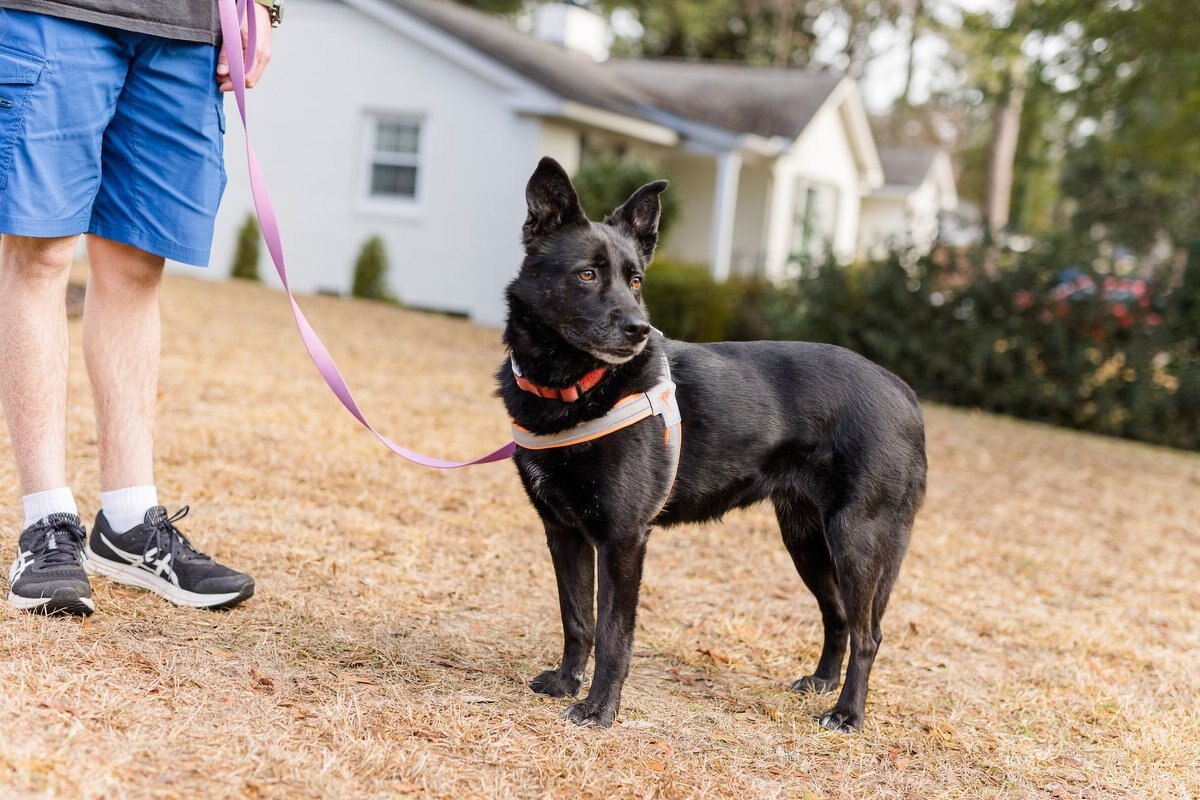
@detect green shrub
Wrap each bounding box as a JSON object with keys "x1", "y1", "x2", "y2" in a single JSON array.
[
  {"x1": 784, "y1": 247, "x2": 1199, "y2": 450},
  {"x1": 230, "y1": 214, "x2": 261, "y2": 282},
  {"x1": 647, "y1": 244, "x2": 1199, "y2": 450},
  {"x1": 352, "y1": 236, "x2": 395, "y2": 302},
  {"x1": 642, "y1": 260, "x2": 734, "y2": 342},
  {"x1": 643, "y1": 261, "x2": 787, "y2": 343},
  {"x1": 572, "y1": 153, "x2": 680, "y2": 243}
]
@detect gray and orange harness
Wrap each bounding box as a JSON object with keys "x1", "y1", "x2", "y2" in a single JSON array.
[{"x1": 510, "y1": 350, "x2": 683, "y2": 515}]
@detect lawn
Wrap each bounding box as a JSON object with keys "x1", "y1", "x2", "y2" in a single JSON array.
[{"x1": 1, "y1": 274, "x2": 1197, "y2": 799}]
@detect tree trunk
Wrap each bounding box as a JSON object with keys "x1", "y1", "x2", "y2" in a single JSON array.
[
  {"x1": 901, "y1": 0, "x2": 923, "y2": 105},
  {"x1": 770, "y1": 0, "x2": 803, "y2": 65},
  {"x1": 984, "y1": 57, "x2": 1028, "y2": 249}
]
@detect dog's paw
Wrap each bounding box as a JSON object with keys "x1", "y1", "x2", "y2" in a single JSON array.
[
  {"x1": 791, "y1": 674, "x2": 839, "y2": 694},
  {"x1": 562, "y1": 700, "x2": 616, "y2": 728},
  {"x1": 817, "y1": 708, "x2": 861, "y2": 733},
  {"x1": 529, "y1": 670, "x2": 581, "y2": 698}
]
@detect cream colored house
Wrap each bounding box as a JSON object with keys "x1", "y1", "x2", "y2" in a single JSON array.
[
  {"x1": 205, "y1": 0, "x2": 951, "y2": 325},
  {"x1": 859, "y1": 145, "x2": 959, "y2": 260}
]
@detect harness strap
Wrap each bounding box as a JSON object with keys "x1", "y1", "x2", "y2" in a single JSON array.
[
  {"x1": 512, "y1": 351, "x2": 683, "y2": 515},
  {"x1": 512, "y1": 389, "x2": 657, "y2": 449}
]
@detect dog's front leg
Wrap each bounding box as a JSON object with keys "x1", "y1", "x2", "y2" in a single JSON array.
[
  {"x1": 530, "y1": 524, "x2": 595, "y2": 699},
  {"x1": 563, "y1": 529, "x2": 648, "y2": 728}
]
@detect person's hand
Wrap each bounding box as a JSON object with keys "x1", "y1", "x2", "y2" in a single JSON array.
[{"x1": 216, "y1": 3, "x2": 273, "y2": 92}]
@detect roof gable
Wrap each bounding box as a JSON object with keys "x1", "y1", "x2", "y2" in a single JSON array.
[
  {"x1": 878, "y1": 145, "x2": 941, "y2": 187},
  {"x1": 380, "y1": 0, "x2": 651, "y2": 118},
  {"x1": 376, "y1": 0, "x2": 846, "y2": 144},
  {"x1": 605, "y1": 59, "x2": 842, "y2": 141}
]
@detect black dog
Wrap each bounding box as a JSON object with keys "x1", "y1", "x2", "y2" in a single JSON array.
[{"x1": 498, "y1": 157, "x2": 927, "y2": 732}]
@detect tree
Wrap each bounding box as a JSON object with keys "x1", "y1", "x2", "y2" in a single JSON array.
[
  {"x1": 1052, "y1": 0, "x2": 1200, "y2": 249},
  {"x1": 352, "y1": 236, "x2": 396, "y2": 302},
  {"x1": 230, "y1": 214, "x2": 261, "y2": 282},
  {"x1": 946, "y1": 0, "x2": 1200, "y2": 250},
  {"x1": 599, "y1": 0, "x2": 820, "y2": 65},
  {"x1": 453, "y1": 0, "x2": 524, "y2": 15},
  {"x1": 572, "y1": 153, "x2": 681, "y2": 244}
]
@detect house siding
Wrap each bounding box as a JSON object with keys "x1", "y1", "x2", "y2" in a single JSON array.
[
  {"x1": 658, "y1": 154, "x2": 716, "y2": 266},
  {"x1": 771, "y1": 102, "x2": 866, "y2": 272},
  {"x1": 198, "y1": 0, "x2": 542, "y2": 326}
]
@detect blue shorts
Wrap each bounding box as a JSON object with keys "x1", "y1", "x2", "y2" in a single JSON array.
[{"x1": 0, "y1": 10, "x2": 226, "y2": 265}]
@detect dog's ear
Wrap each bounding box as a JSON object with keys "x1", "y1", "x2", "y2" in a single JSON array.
[
  {"x1": 606, "y1": 180, "x2": 669, "y2": 263},
  {"x1": 524, "y1": 157, "x2": 586, "y2": 249}
]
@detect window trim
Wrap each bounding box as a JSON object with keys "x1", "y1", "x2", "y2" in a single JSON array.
[{"x1": 357, "y1": 110, "x2": 426, "y2": 219}]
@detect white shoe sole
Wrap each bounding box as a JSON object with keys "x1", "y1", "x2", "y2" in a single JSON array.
[
  {"x1": 85, "y1": 547, "x2": 251, "y2": 609},
  {"x1": 7, "y1": 590, "x2": 94, "y2": 615}
]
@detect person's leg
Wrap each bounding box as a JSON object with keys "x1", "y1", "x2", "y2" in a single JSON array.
[
  {"x1": 83, "y1": 33, "x2": 215, "y2": 534},
  {"x1": 81, "y1": 34, "x2": 253, "y2": 610},
  {"x1": 0, "y1": 235, "x2": 94, "y2": 615},
  {"x1": 0, "y1": 11, "x2": 129, "y2": 525},
  {"x1": 0, "y1": 12, "x2": 131, "y2": 614},
  {"x1": 83, "y1": 235, "x2": 164, "y2": 530},
  {"x1": 0, "y1": 235, "x2": 78, "y2": 499}
]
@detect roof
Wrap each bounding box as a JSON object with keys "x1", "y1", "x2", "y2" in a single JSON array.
[
  {"x1": 605, "y1": 59, "x2": 842, "y2": 140},
  {"x1": 383, "y1": 0, "x2": 653, "y2": 119},
  {"x1": 382, "y1": 0, "x2": 843, "y2": 141},
  {"x1": 878, "y1": 145, "x2": 941, "y2": 187}
]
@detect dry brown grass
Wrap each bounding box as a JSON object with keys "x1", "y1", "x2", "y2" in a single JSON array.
[{"x1": 1, "y1": 272, "x2": 1198, "y2": 800}]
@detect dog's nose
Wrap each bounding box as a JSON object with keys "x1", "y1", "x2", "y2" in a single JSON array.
[{"x1": 620, "y1": 316, "x2": 651, "y2": 343}]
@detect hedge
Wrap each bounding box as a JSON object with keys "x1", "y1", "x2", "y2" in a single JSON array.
[{"x1": 642, "y1": 247, "x2": 1200, "y2": 450}]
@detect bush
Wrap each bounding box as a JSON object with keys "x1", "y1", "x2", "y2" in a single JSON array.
[
  {"x1": 801, "y1": 248, "x2": 1200, "y2": 449},
  {"x1": 572, "y1": 153, "x2": 680, "y2": 242},
  {"x1": 230, "y1": 214, "x2": 260, "y2": 282},
  {"x1": 352, "y1": 236, "x2": 395, "y2": 302},
  {"x1": 646, "y1": 244, "x2": 1200, "y2": 450},
  {"x1": 642, "y1": 260, "x2": 779, "y2": 343}
]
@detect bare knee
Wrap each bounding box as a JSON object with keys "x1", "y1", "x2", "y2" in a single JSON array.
[
  {"x1": 0, "y1": 235, "x2": 77, "y2": 285},
  {"x1": 87, "y1": 236, "x2": 165, "y2": 294}
]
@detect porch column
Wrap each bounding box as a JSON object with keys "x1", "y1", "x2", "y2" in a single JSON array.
[{"x1": 709, "y1": 151, "x2": 742, "y2": 282}]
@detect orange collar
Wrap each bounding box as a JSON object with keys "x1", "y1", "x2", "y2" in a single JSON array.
[{"x1": 511, "y1": 357, "x2": 607, "y2": 403}]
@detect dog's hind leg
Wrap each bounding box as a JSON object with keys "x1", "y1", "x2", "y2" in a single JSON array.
[
  {"x1": 775, "y1": 495, "x2": 848, "y2": 696},
  {"x1": 817, "y1": 511, "x2": 905, "y2": 733},
  {"x1": 529, "y1": 524, "x2": 595, "y2": 699},
  {"x1": 563, "y1": 530, "x2": 649, "y2": 728}
]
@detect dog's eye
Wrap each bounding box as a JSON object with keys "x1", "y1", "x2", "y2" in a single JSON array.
[
  {"x1": 579, "y1": 270, "x2": 597, "y2": 283},
  {"x1": 630, "y1": 276, "x2": 643, "y2": 290}
]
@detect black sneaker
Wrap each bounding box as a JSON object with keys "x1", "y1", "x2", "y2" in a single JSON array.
[
  {"x1": 7, "y1": 513, "x2": 94, "y2": 616},
  {"x1": 86, "y1": 506, "x2": 254, "y2": 610}
]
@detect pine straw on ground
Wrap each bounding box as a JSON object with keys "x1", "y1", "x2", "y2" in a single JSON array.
[{"x1": 1, "y1": 273, "x2": 1198, "y2": 800}]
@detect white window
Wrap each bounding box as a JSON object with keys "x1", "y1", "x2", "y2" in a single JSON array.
[{"x1": 363, "y1": 114, "x2": 423, "y2": 204}]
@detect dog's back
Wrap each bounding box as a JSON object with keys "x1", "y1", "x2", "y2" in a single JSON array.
[{"x1": 656, "y1": 338, "x2": 927, "y2": 531}]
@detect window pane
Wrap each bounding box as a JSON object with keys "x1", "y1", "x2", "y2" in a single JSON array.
[
  {"x1": 371, "y1": 164, "x2": 418, "y2": 198},
  {"x1": 375, "y1": 120, "x2": 420, "y2": 154}
]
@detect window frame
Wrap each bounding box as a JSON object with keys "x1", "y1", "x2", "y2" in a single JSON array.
[
  {"x1": 790, "y1": 178, "x2": 841, "y2": 263},
  {"x1": 358, "y1": 111, "x2": 426, "y2": 218}
]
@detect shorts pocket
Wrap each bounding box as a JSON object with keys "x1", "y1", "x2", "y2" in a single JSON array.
[{"x1": 0, "y1": 44, "x2": 46, "y2": 190}]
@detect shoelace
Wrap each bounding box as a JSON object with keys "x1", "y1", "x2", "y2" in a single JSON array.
[
  {"x1": 144, "y1": 507, "x2": 211, "y2": 569},
  {"x1": 28, "y1": 518, "x2": 87, "y2": 566}
]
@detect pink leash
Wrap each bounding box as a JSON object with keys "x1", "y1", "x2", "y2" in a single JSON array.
[{"x1": 216, "y1": 0, "x2": 516, "y2": 468}]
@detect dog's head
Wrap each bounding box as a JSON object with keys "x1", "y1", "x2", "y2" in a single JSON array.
[{"x1": 508, "y1": 157, "x2": 668, "y2": 365}]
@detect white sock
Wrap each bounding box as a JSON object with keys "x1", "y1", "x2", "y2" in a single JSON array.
[
  {"x1": 101, "y1": 485, "x2": 159, "y2": 533},
  {"x1": 22, "y1": 487, "x2": 79, "y2": 528}
]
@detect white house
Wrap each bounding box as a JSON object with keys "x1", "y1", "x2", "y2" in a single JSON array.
[
  {"x1": 204, "y1": 0, "x2": 952, "y2": 325},
  {"x1": 858, "y1": 145, "x2": 959, "y2": 260}
]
